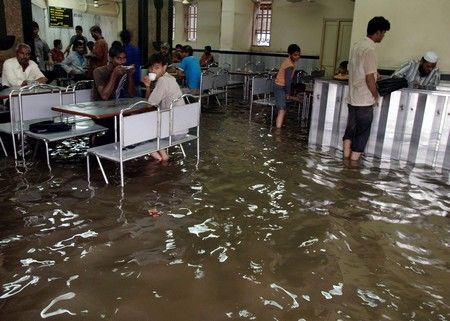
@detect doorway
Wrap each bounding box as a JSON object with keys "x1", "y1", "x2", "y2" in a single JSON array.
[{"x1": 319, "y1": 19, "x2": 353, "y2": 78}]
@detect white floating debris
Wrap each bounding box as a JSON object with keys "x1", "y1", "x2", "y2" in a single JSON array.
[
  {"x1": 271, "y1": 283, "x2": 300, "y2": 309},
  {"x1": 299, "y1": 238, "x2": 319, "y2": 248},
  {"x1": 40, "y1": 292, "x2": 76, "y2": 318}
]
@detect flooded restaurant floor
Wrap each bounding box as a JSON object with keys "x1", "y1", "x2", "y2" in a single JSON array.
[{"x1": 0, "y1": 97, "x2": 449, "y2": 320}]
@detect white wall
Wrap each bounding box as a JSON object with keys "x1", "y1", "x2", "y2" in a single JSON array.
[
  {"x1": 350, "y1": 0, "x2": 450, "y2": 73},
  {"x1": 263, "y1": 0, "x2": 354, "y2": 55},
  {"x1": 31, "y1": 0, "x2": 120, "y2": 52},
  {"x1": 231, "y1": 0, "x2": 253, "y2": 51},
  {"x1": 174, "y1": 0, "x2": 354, "y2": 55},
  {"x1": 173, "y1": 0, "x2": 221, "y2": 49}
]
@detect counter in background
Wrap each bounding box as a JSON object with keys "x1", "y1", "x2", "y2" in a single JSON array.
[{"x1": 308, "y1": 79, "x2": 450, "y2": 172}]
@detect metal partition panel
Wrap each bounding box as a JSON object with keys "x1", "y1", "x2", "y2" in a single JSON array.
[
  {"x1": 308, "y1": 80, "x2": 450, "y2": 172},
  {"x1": 74, "y1": 89, "x2": 93, "y2": 104},
  {"x1": 201, "y1": 73, "x2": 215, "y2": 91},
  {"x1": 251, "y1": 77, "x2": 270, "y2": 96},
  {"x1": 417, "y1": 94, "x2": 446, "y2": 166},
  {"x1": 308, "y1": 81, "x2": 327, "y2": 146},
  {"x1": 321, "y1": 83, "x2": 340, "y2": 150},
  {"x1": 21, "y1": 92, "x2": 61, "y2": 121},
  {"x1": 122, "y1": 111, "x2": 158, "y2": 147},
  {"x1": 173, "y1": 102, "x2": 200, "y2": 132},
  {"x1": 435, "y1": 97, "x2": 450, "y2": 171},
  {"x1": 9, "y1": 96, "x2": 20, "y2": 123},
  {"x1": 160, "y1": 110, "x2": 170, "y2": 138},
  {"x1": 365, "y1": 96, "x2": 384, "y2": 156},
  {"x1": 390, "y1": 91, "x2": 410, "y2": 160},
  {"x1": 61, "y1": 91, "x2": 76, "y2": 105}
]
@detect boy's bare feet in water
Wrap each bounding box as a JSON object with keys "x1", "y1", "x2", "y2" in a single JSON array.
[{"x1": 150, "y1": 150, "x2": 170, "y2": 162}]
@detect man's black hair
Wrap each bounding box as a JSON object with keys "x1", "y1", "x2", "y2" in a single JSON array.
[
  {"x1": 75, "y1": 25, "x2": 83, "y2": 32},
  {"x1": 120, "y1": 30, "x2": 132, "y2": 44},
  {"x1": 339, "y1": 60, "x2": 348, "y2": 69},
  {"x1": 148, "y1": 53, "x2": 168, "y2": 66},
  {"x1": 111, "y1": 41, "x2": 122, "y2": 49},
  {"x1": 90, "y1": 25, "x2": 102, "y2": 34},
  {"x1": 87, "y1": 41, "x2": 94, "y2": 49},
  {"x1": 367, "y1": 16, "x2": 390, "y2": 36},
  {"x1": 73, "y1": 40, "x2": 84, "y2": 48},
  {"x1": 175, "y1": 44, "x2": 183, "y2": 50},
  {"x1": 287, "y1": 44, "x2": 301, "y2": 55},
  {"x1": 205, "y1": 45, "x2": 212, "y2": 52},
  {"x1": 183, "y1": 45, "x2": 193, "y2": 56},
  {"x1": 53, "y1": 39, "x2": 62, "y2": 47},
  {"x1": 109, "y1": 43, "x2": 125, "y2": 58},
  {"x1": 32, "y1": 21, "x2": 39, "y2": 30}
]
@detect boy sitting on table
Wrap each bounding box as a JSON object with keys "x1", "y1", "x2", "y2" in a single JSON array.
[{"x1": 143, "y1": 53, "x2": 184, "y2": 162}]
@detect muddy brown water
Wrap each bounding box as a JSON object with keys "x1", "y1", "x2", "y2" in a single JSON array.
[{"x1": 0, "y1": 102, "x2": 449, "y2": 320}]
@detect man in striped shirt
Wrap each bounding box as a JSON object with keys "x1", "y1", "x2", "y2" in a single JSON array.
[{"x1": 391, "y1": 51, "x2": 440, "y2": 89}]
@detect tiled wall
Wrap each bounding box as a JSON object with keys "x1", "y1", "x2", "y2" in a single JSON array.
[{"x1": 193, "y1": 51, "x2": 319, "y2": 74}]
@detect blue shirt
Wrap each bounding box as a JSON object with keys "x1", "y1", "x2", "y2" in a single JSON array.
[
  {"x1": 179, "y1": 56, "x2": 201, "y2": 89},
  {"x1": 123, "y1": 43, "x2": 141, "y2": 86}
]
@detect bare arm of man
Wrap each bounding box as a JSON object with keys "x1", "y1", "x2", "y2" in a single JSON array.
[
  {"x1": 365, "y1": 72, "x2": 379, "y2": 103},
  {"x1": 36, "y1": 77, "x2": 48, "y2": 84},
  {"x1": 126, "y1": 67, "x2": 136, "y2": 97},
  {"x1": 95, "y1": 66, "x2": 124, "y2": 100}
]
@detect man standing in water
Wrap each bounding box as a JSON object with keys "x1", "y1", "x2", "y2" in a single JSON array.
[{"x1": 343, "y1": 16, "x2": 390, "y2": 161}]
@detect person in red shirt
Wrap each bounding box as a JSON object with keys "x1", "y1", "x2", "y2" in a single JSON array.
[
  {"x1": 86, "y1": 25, "x2": 108, "y2": 78},
  {"x1": 50, "y1": 39, "x2": 64, "y2": 63},
  {"x1": 199, "y1": 45, "x2": 214, "y2": 67}
]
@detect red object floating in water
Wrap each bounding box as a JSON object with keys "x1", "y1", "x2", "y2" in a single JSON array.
[{"x1": 148, "y1": 208, "x2": 162, "y2": 217}]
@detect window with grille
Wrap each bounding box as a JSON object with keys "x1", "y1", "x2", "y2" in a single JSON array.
[
  {"x1": 184, "y1": 4, "x2": 198, "y2": 42},
  {"x1": 252, "y1": 1, "x2": 272, "y2": 46}
]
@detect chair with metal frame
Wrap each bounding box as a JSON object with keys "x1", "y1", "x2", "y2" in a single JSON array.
[
  {"x1": 87, "y1": 94, "x2": 200, "y2": 186},
  {"x1": 249, "y1": 75, "x2": 276, "y2": 125},
  {"x1": 199, "y1": 70, "x2": 216, "y2": 106},
  {"x1": 0, "y1": 84, "x2": 62, "y2": 161},
  {"x1": 211, "y1": 68, "x2": 230, "y2": 106},
  {"x1": 21, "y1": 84, "x2": 108, "y2": 170}
]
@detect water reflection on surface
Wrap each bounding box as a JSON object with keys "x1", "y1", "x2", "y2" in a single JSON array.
[{"x1": 0, "y1": 104, "x2": 449, "y2": 320}]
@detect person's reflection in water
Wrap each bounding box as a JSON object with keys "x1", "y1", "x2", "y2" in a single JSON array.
[{"x1": 343, "y1": 157, "x2": 362, "y2": 169}]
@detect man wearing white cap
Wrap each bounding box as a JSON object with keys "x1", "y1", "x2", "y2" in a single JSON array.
[{"x1": 391, "y1": 51, "x2": 441, "y2": 88}]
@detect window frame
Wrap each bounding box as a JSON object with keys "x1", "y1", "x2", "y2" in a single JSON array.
[
  {"x1": 184, "y1": 3, "x2": 198, "y2": 42},
  {"x1": 252, "y1": 0, "x2": 272, "y2": 47}
]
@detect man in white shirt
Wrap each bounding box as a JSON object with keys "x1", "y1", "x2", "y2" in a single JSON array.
[
  {"x1": 1, "y1": 43, "x2": 47, "y2": 87},
  {"x1": 343, "y1": 16, "x2": 390, "y2": 161}
]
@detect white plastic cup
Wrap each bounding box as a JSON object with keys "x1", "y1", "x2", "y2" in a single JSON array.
[{"x1": 148, "y1": 72, "x2": 157, "y2": 81}]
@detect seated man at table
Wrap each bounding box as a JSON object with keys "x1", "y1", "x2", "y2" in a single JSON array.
[
  {"x1": 177, "y1": 45, "x2": 201, "y2": 95},
  {"x1": 91, "y1": 45, "x2": 136, "y2": 144},
  {"x1": 159, "y1": 42, "x2": 172, "y2": 66},
  {"x1": 172, "y1": 44, "x2": 183, "y2": 63},
  {"x1": 1, "y1": 43, "x2": 47, "y2": 87},
  {"x1": 199, "y1": 45, "x2": 215, "y2": 67},
  {"x1": 143, "y1": 53, "x2": 184, "y2": 162},
  {"x1": 391, "y1": 51, "x2": 441, "y2": 89},
  {"x1": 60, "y1": 40, "x2": 88, "y2": 81},
  {"x1": 93, "y1": 45, "x2": 136, "y2": 101}
]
